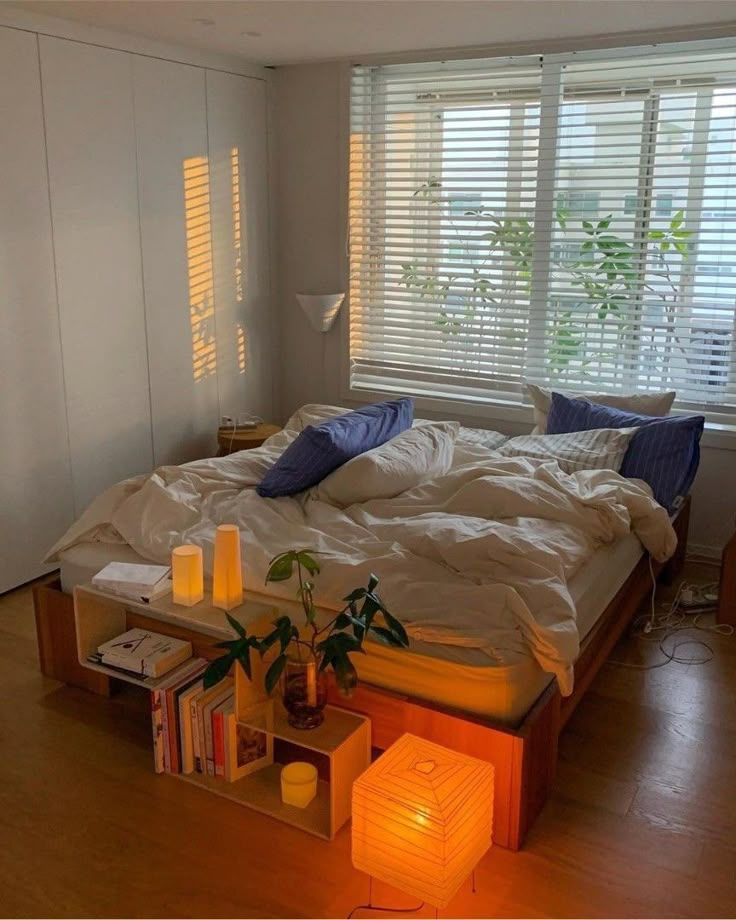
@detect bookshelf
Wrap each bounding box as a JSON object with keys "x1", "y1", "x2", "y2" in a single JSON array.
[{"x1": 73, "y1": 584, "x2": 371, "y2": 839}]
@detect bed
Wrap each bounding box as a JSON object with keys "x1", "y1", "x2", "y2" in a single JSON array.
[{"x1": 33, "y1": 402, "x2": 691, "y2": 849}]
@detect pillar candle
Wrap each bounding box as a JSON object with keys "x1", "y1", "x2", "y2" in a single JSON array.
[
  {"x1": 212, "y1": 524, "x2": 243, "y2": 611},
  {"x1": 171, "y1": 544, "x2": 204, "y2": 607}
]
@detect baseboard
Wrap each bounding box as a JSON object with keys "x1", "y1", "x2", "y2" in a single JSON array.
[{"x1": 688, "y1": 542, "x2": 723, "y2": 561}]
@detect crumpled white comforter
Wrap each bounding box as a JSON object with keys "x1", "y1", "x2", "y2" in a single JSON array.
[{"x1": 46, "y1": 414, "x2": 677, "y2": 696}]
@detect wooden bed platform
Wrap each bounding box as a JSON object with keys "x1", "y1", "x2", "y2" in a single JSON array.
[{"x1": 33, "y1": 497, "x2": 693, "y2": 851}]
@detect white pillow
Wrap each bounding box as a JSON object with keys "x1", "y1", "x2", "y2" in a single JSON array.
[
  {"x1": 494, "y1": 427, "x2": 637, "y2": 474},
  {"x1": 314, "y1": 422, "x2": 459, "y2": 507},
  {"x1": 525, "y1": 382, "x2": 676, "y2": 434}
]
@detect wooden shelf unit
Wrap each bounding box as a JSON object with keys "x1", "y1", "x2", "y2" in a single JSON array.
[{"x1": 72, "y1": 584, "x2": 371, "y2": 839}]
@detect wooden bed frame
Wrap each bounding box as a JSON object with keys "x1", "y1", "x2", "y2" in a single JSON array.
[{"x1": 33, "y1": 496, "x2": 692, "y2": 851}]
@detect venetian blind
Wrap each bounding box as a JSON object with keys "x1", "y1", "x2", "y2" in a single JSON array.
[{"x1": 349, "y1": 39, "x2": 736, "y2": 413}]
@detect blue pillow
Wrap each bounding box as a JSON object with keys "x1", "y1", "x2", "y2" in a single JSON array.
[
  {"x1": 546, "y1": 392, "x2": 704, "y2": 512},
  {"x1": 256, "y1": 398, "x2": 414, "y2": 498}
]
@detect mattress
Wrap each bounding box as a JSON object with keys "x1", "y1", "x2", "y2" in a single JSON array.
[{"x1": 58, "y1": 533, "x2": 643, "y2": 724}]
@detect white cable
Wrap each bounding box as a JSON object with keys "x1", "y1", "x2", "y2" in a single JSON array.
[{"x1": 607, "y1": 556, "x2": 733, "y2": 671}]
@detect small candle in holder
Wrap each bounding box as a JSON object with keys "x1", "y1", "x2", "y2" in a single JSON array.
[
  {"x1": 171, "y1": 545, "x2": 204, "y2": 607},
  {"x1": 281, "y1": 761, "x2": 318, "y2": 809},
  {"x1": 212, "y1": 524, "x2": 243, "y2": 611}
]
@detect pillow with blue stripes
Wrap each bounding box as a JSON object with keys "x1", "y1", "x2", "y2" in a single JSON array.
[
  {"x1": 256, "y1": 397, "x2": 414, "y2": 498},
  {"x1": 546, "y1": 392, "x2": 704, "y2": 511}
]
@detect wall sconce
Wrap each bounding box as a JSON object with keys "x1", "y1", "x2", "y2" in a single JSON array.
[
  {"x1": 296, "y1": 293, "x2": 345, "y2": 333},
  {"x1": 352, "y1": 732, "x2": 494, "y2": 910}
]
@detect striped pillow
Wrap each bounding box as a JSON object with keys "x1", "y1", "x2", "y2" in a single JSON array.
[
  {"x1": 546, "y1": 392, "x2": 704, "y2": 511},
  {"x1": 494, "y1": 427, "x2": 636, "y2": 474}
]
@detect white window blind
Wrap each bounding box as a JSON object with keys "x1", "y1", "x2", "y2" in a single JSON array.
[{"x1": 349, "y1": 40, "x2": 736, "y2": 414}]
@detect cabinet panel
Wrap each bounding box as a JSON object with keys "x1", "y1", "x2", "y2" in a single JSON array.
[
  {"x1": 40, "y1": 36, "x2": 152, "y2": 513},
  {"x1": 0, "y1": 27, "x2": 74, "y2": 591},
  {"x1": 206, "y1": 71, "x2": 273, "y2": 422},
  {"x1": 133, "y1": 56, "x2": 218, "y2": 466}
]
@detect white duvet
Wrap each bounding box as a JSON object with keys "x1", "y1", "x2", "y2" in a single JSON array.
[{"x1": 46, "y1": 408, "x2": 677, "y2": 695}]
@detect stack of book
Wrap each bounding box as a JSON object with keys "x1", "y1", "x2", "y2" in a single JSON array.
[
  {"x1": 150, "y1": 665, "x2": 273, "y2": 782},
  {"x1": 88, "y1": 627, "x2": 192, "y2": 679},
  {"x1": 92, "y1": 562, "x2": 172, "y2": 603}
]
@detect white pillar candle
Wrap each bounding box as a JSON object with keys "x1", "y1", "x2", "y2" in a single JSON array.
[
  {"x1": 281, "y1": 761, "x2": 318, "y2": 808},
  {"x1": 171, "y1": 545, "x2": 204, "y2": 607},
  {"x1": 212, "y1": 524, "x2": 243, "y2": 611}
]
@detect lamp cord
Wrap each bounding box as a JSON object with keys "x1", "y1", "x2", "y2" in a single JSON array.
[{"x1": 347, "y1": 903, "x2": 426, "y2": 919}]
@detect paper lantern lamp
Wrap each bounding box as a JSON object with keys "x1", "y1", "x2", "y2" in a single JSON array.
[
  {"x1": 171, "y1": 544, "x2": 204, "y2": 607},
  {"x1": 212, "y1": 524, "x2": 243, "y2": 611},
  {"x1": 352, "y1": 733, "x2": 494, "y2": 910}
]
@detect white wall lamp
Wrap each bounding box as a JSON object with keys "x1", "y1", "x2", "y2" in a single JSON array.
[{"x1": 296, "y1": 292, "x2": 345, "y2": 333}]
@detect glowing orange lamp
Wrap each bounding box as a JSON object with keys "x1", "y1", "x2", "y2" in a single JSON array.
[
  {"x1": 352, "y1": 733, "x2": 494, "y2": 910},
  {"x1": 171, "y1": 545, "x2": 204, "y2": 607},
  {"x1": 212, "y1": 524, "x2": 243, "y2": 611}
]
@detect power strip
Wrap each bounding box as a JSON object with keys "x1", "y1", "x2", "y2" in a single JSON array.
[{"x1": 680, "y1": 585, "x2": 719, "y2": 609}]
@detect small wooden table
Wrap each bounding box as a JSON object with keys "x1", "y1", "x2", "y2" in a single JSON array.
[{"x1": 217, "y1": 423, "x2": 281, "y2": 456}]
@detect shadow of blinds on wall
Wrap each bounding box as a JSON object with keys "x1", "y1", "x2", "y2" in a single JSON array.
[
  {"x1": 183, "y1": 154, "x2": 217, "y2": 382},
  {"x1": 349, "y1": 39, "x2": 736, "y2": 415}
]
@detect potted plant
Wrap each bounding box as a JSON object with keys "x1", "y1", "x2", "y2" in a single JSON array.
[{"x1": 203, "y1": 549, "x2": 409, "y2": 729}]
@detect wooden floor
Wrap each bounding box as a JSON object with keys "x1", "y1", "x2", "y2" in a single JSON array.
[{"x1": 1, "y1": 563, "x2": 735, "y2": 919}]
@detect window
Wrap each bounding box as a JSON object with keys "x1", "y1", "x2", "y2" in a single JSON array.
[{"x1": 349, "y1": 40, "x2": 736, "y2": 414}]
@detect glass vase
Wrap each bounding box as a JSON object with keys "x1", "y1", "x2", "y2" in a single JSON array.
[{"x1": 281, "y1": 648, "x2": 327, "y2": 729}]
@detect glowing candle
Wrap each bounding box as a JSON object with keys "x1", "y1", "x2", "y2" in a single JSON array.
[
  {"x1": 212, "y1": 524, "x2": 243, "y2": 611},
  {"x1": 281, "y1": 761, "x2": 318, "y2": 808},
  {"x1": 171, "y1": 544, "x2": 204, "y2": 607}
]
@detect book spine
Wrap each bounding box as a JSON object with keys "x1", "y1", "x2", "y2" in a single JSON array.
[
  {"x1": 160, "y1": 684, "x2": 171, "y2": 773},
  {"x1": 213, "y1": 710, "x2": 226, "y2": 780},
  {"x1": 190, "y1": 696, "x2": 202, "y2": 774},
  {"x1": 198, "y1": 696, "x2": 209, "y2": 776},
  {"x1": 150, "y1": 690, "x2": 164, "y2": 774},
  {"x1": 179, "y1": 695, "x2": 194, "y2": 774},
  {"x1": 166, "y1": 687, "x2": 180, "y2": 774},
  {"x1": 204, "y1": 702, "x2": 216, "y2": 777}
]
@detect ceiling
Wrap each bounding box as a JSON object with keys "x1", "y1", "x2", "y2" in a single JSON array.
[{"x1": 6, "y1": 0, "x2": 736, "y2": 66}]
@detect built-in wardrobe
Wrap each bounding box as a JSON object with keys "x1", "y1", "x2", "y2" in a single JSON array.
[{"x1": 0, "y1": 25, "x2": 273, "y2": 592}]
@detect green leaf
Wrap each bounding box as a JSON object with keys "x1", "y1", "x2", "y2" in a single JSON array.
[
  {"x1": 343, "y1": 587, "x2": 367, "y2": 603},
  {"x1": 333, "y1": 612, "x2": 352, "y2": 630},
  {"x1": 235, "y1": 645, "x2": 253, "y2": 680},
  {"x1": 226, "y1": 612, "x2": 247, "y2": 639},
  {"x1": 203, "y1": 653, "x2": 235, "y2": 689},
  {"x1": 648, "y1": 230, "x2": 665, "y2": 240},
  {"x1": 266, "y1": 553, "x2": 295, "y2": 583},
  {"x1": 381, "y1": 608, "x2": 409, "y2": 646},
  {"x1": 264, "y1": 654, "x2": 287, "y2": 696},
  {"x1": 367, "y1": 574, "x2": 379, "y2": 593},
  {"x1": 369, "y1": 625, "x2": 403, "y2": 646},
  {"x1": 296, "y1": 551, "x2": 320, "y2": 576}
]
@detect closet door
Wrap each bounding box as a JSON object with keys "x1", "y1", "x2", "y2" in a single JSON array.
[
  {"x1": 133, "y1": 56, "x2": 218, "y2": 466},
  {"x1": 206, "y1": 71, "x2": 273, "y2": 422},
  {"x1": 40, "y1": 37, "x2": 152, "y2": 513},
  {"x1": 0, "y1": 27, "x2": 74, "y2": 592}
]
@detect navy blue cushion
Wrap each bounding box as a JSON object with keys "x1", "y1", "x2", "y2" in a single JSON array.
[
  {"x1": 546, "y1": 392, "x2": 704, "y2": 511},
  {"x1": 256, "y1": 398, "x2": 414, "y2": 498}
]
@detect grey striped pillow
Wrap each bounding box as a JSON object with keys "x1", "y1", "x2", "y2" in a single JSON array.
[{"x1": 493, "y1": 427, "x2": 637, "y2": 474}]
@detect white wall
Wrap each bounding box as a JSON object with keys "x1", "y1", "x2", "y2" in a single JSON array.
[
  {"x1": 272, "y1": 55, "x2": 736, "y2": 558},
  {"x1": 0, "y1": 18, "x2": 274, "y2": 591}
]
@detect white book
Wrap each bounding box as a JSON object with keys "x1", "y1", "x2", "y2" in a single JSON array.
[
  {"x1": 96, "y1": 579, "x2": 172, "y2": 605},
  {"x1": 92, "y1": 562, "x2": 171, "y2": 594},
  {"x1": 98, "y1": 628, "x2": 191, "y2": 678}
]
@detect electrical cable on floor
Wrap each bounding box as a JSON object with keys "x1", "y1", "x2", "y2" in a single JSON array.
[
  {"x1": 347, "y1": 901, "x2": 425, "y2": 919},
  {"x1": 606, "y1": 554, "x2": 734, "y2": 671}
]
